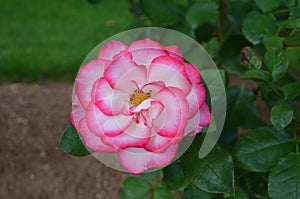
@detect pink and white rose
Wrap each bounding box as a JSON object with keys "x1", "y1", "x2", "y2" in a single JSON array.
[{"x1": 71, "y1": 38, "x2": 210, "y2": 174}]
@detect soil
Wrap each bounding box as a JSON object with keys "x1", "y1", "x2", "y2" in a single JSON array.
[{"x1": 0, "y1": 82, "x2": 128, "y2": 199}]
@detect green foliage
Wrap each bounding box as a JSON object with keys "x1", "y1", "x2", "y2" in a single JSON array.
[
  {"x1": 120, "y1": 176, "x2": 152, "y2": 199},
  {"x1": 57, "y1": 125, "x2": 91, "y2": 156},
  {"x1": 119, "y1": 0, "x2": 300, "y2": 197},
  {"x1": 233, "y1": 126, "x2": 295, "y2": 172},
  {"x1": 181, "y1": 137, "x2": 234, "y2": 194},
  {"x1": 268, "y1": 153, "x2": 300, "y2": 199},
  {"x1": 242, "y1": 11, "x2": 277, "y2": 45},
  {"x1": 270, "y1": 100, "x2": 294, "y2": 130}
]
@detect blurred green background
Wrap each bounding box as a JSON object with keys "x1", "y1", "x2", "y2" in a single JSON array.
[{"x1": 0, "y1": 0, "x2": 132, "y2": 82}]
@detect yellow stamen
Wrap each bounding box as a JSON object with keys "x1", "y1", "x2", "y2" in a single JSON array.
[{"x1": 129, "y1": 89, "x2": 151, "y2": 106}]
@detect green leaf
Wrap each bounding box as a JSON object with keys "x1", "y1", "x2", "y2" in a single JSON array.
[
  {"x1": 120, "y1": 176, "x2": 152, "y2": 199},
  {"x1": 254, "y1": 0, "x2": 281, "y2": 13},
  {"x1": 241, "y1": 69, "x2": 271, "y2": 82},
  {"x1": 140, "y1": 169, "x2": 162, "y2": 183},
  {"x1": 140, "y1": 0, "x2": 179, "y2": 26},
  {"x1": 225, "y1": 184, "x2": 249, "y2": 199},
  {"x1": 264, "y1": 49, "x2": 289, "y2": 82},
  {"x1": 282, "y1": 81, "x2": 300, "y2": 100},
  {"x1": 186, "y1": 1, "x2": 218, "y2": 29},
  {"x1": 182, "y1": 184, "x2": 211, "y2": 199},
  {"x1": 242, "y1": 11, "x2": 277, "y2": 45},
  {"x1": 163, "y1": 162, "x2": 185, "y2": 190},
  {"x1": 181, "y1": 138, "x2": 234, "y2": 194},
  {"x1": 268, "y1": 153, "x2": 300, "y2": 199},
  {"x1": 233, "y1": 126, "x2": 295, "y2": 172},
  {"x1": 152, "y1": 188, "x2": 175, "y2": 199},
  {"x1": 270, "y1": 100, "x2": 294, "y2": 130},
  {"x1": 57, "y1": 125, "x2": 91, "y2": 156},
  {"x1": 225, "y1": 86, "x2": 263, "y2": 129}
]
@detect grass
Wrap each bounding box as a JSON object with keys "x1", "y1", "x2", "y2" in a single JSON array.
[{"x1": 0, "y1": 0, "x2": 133, "y2": 82}]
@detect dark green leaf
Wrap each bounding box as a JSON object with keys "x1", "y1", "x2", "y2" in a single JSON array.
[
  {"x1": 282, "y1": 81, "x2": 300, "y2": 100},
  {"x1": 181, "y1": 139, "x2": 234, "y2": 194},
  {"x1": 163, "y1": 162, "x2": 185, "y2": 190},
  {"x1": 264, "y1": 49, "x2": 289, "y2": 82},
  {"x1": 241, "y1": 69, "x2": 271, "y2": 82},
  {"x1": 57, "y1": 125, "x2": 91, "y2": 156},
  {"x1": 225, "y1": 86, "x2": 263, "y2": 129},
  {"x1": 225, "y1": 184, "x2": 249, "y2": 199},
  {"x1": 254, "y1": 0, "x2": 281, "y2": 13},
  {"x1": 182, "y1": 184, "x2": 210, "y2": 199},
  {"x1": 268, "y1": 153, "x2": 300, "y2": 199},
  {"x1": 186, "y1": 1, "x2": 218, "y2": 29},
  {"x1": 227, "y1": 0, "x2": 253, "y2": 23},
  {"x1": 270, "y1": 100, "x2": 294, "y2": 130},
  {"x1": 140, "y1": 0, "x2": 179, "y2": 26},
  {"x1": 120, "y1": 176, "x2": 152, "y2": 199},
  {"x1": 242, "y1": 11, "x2": 277, "y2": 45},
  {"x1": 152, "y1": 188, "x2": 175, "y2": 199},
  {"x1": 233, "y1": 126, "x2": 295, "y2": 172},
  {"x1": 291, "y1": 6, "x2": 300, "y2": 19},
  {"x1": 140, "y1": 169, "x2": 162, "y2": 183}
]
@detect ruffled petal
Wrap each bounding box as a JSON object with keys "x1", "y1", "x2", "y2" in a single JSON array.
[
  {"x1": 104, "y1": 122, "x2": 151, "y2": 149},
  {"x1": 71, "y1": 94, "x2": 86, "y2": 128},
  {"x1": 185, "y1": 63, "x2": 201, "y2": 84},
  {"x1": 78, "y1": 118, "x2": 115, "y2": 152},
  {"x1": 148, "y1": 56, "x2": 191, "y2": 94},
  {"x1": 98, "y1": 40, "x2": 128, "y2": 60},
  {"x1": 165, "y1": 46, "x2": 184, "y2": 62},
  {"x1": 92, "y1": 78, "x2": 129, "y2": 116},
  {"x1": 152, "y1": 87, "x2": 189, "y2": 137},
  {"x1": 85, "y1": 103, "x2": 132, "y2": 137},
  {"x1": 184, "y1": 103, "x2": 211, "y2": 136},
  {"x1": 131, "y1": 48, "x2": 168, "y2": 69},
  {"x1": 104, "y1": 52, "x2": 147, "y2": 92},
  {"x1": 186, "y1": 83, "x2": 206, "y2": 117},
  {"x1": 128, "y1": 38, "x2": 165, "y2": 51},
  {"x1": 75, "y1": 59, "x2": 108, "y2": 108},
  {"x1": 144, "y1": 130, "x2": 183, "y2": 153},
  {"x1": 118, "y1": 143, "x2": 178, "y2": 174}
]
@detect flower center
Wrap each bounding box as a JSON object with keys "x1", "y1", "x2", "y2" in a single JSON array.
[{"x1": 129, "y1": 89, "x2": 151, "y2": 106}]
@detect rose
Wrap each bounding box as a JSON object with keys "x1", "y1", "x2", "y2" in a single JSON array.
[{"x1": 71, "y1": 38, "x2": 210, "y2": 174}]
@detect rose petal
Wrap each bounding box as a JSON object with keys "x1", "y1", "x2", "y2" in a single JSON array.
[
  {"x1": 71, "y1": 94, "x2": 86, "y2": 128},
  {"x1": 186, "y1": 83, "x2": 206, "y2": 117},
  {"x1": 104, "y1": 52, "x2": 147, "y2": 92},
  {"x1": 104, "y1": 122, "x2": 151, "y2": 149},
  {"x1": 86, "y1": 103, "x2": 132, "y2": 137},
  {"x1": 131, "y1": 48, "x2": 168, "y2": 69},
  {"x1": 92, "y1": 78, "x2": 129, "y2": 116},
  {"x1": 98, "y1": 40, "x2": 128, "y2": 60},
  {"x1": 78, "y1": 118, "x2": 115, "y2": 152},
  {"x1": 165, "y1": 46, "x2": 184, "y2": 62},
  {"x1": 185, "y1": 63, "x2": 201, "y2": 84},
  {"x1": 184, "y1": 103, "x2": 211, "y2": 136},
  {"x1": 153, "y1": 87, "x2": 189, "y2": 137},
  {"x1": 144, "y1": 130, "x2": 183, "y2": 153},
  {"x1": 148, "y1": 56, "x2": 191, "y2": 94},
  {"x1": 75, "y1": 59, "x2": 108, "y2": 108},
  {"x1": 118, "y1": 143, "x2": 178, "y2": 174},
  {"x1": 128, "y1": 38, "x2": 165, "y2": 51}
]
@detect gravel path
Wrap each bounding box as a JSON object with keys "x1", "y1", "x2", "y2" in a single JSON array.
[{"x1": 0, "y1": 82, "x2": 128, "y2": 199}]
